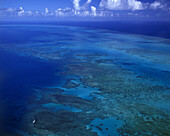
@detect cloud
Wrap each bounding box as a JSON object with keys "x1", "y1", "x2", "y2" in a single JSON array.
[
  {"x1": 128, "y1": 0, "x2": 144, "y2": 10},
  {"x1": 73, "y1": 0, "x2": 81, "y2": 10},
  {"x1": 73, "y1": 0, "x2": 93, "y2": 10},
  {"x1": 99, "y1": 0, "x2": 144, "y2": 10},
  {"x1": 0, "y1": 8, "x2": 18, "y2": 13},
  {"x1": 150, "y1": 1, "x2": 164, "y2": 9},
  {"x1": 99, "y1": 0, "x2": 170, "y2": 11},
  {"x1": 45, "y1": 8, "x2": 49, "y2": 14},
  {"x1": 27, "y1": 11, "x2": 32, "y2": 16},
  {"x1": 0, "y1": 0, "x2": 169, "y2": 19},
  {"x1": 91, "y1": 6, "x2": 97, "y2": 16},
  {"x1": 18, "y1": 7, "x2": 24, "y2": 16},
  {"x1": 83, "y1": 0, "x2": 92, "y2": 9},
  {"x1": 7, "y1": 8, "x2": 15, "y2": 12},
  {"x1": 86, "y1": 0, "x2": 92, "y2": 4}
]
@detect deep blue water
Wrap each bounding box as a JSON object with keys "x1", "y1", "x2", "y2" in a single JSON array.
[
  {"x1": 0, "y1": 50, "x2": 63, "y2": 134},
  {"x1": 1, "y1": 21, "x2": 170, "y2": 39}
]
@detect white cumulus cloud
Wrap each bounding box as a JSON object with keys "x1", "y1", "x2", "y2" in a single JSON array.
[
  {"x1": 18, "y1": 7, "x2": 24, "y2": 16},
  {"x1": 45, "y1": 8, "x2": 49, "y2": 14},
  {"x1": 73, "y1": 0, "x2": 81, "y2": 10},
  {"x1": 91, "y1": 6, "x2": 97, "y2": 16},
  {"x1": 128, "y1": 0, "x2": 144, "y2": 10},
  {"x1": 73, "y1": 0, "x2": 93, "y2": 10},
  {"x1": 99, "y1": 0, "x2": 144, "y2": 10},
  {"x1": 150, "y1": 1, "x2": 164, "y2": 9}
]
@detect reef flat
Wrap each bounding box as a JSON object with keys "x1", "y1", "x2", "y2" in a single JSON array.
[{"x1": 0, "y1": 25, "x2": 169, "y2": 136}]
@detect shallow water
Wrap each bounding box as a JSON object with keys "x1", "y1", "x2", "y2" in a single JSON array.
[{"x1": 0, "y1": 25, "x2": 169, "y2": 136}]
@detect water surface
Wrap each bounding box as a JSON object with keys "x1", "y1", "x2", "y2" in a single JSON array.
[{"x1": 0, "y1": 24, "x2": 169, "y2": 136}]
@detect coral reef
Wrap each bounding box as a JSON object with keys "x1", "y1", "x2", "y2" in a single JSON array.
[{"x1": 0, "y1": 25, "x2": 169, "y2": 136}]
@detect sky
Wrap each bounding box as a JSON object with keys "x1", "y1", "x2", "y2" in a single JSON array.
[{"x1": 0, "y1": 0, "x2": 170, "y2": 20}]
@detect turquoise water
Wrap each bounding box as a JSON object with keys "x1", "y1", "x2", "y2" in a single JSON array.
[{"x1": 0, "y1": 25, "x2": 169, "y2": 136}]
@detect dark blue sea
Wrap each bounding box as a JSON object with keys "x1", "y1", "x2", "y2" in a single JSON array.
[{"x1": 0, "y1": 21, "x2": 169, "y2": 136}]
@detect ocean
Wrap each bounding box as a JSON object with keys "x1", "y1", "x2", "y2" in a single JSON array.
[{"x1": 0, "y1": 21, "x2": 169, "y2": 136}]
